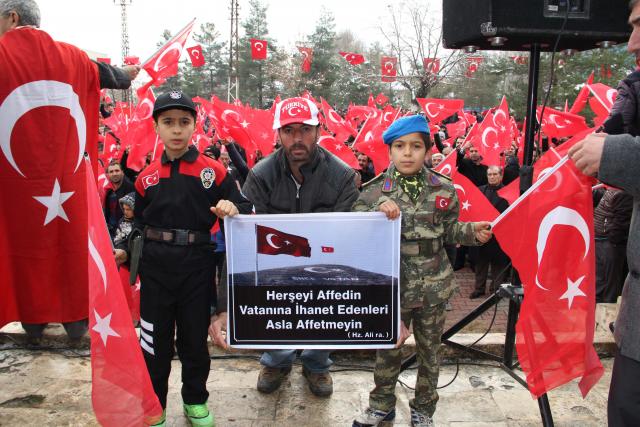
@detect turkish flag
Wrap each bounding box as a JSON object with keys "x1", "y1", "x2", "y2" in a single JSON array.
[
  {"x1": 123, "y1": 55, "x2": 140, "y2": 65},
  {"x1": 353, "y1": 115, "x2": 389, "y2": 174},
  {"x1": 318, "y1": 135, "x2": 359, "y2": 169},
  {"x1": 445, "y1": 119, "x2": 467, "y2": 140},
  {"x1": 375, "y1": 92, "x2": 389, "y2": 106},
  {"x1": 587, "y1": 82, "x2": 617, "y2": 118},
  {"x1": 416, "y1": 98, "x2": 464, "y2": 124},
  {"x1": 466, "y1": 56, "x2": 483, "y2": 77},
  {"x1": 537, "y1": 106, "x2": 588, "y2": 138},
  {"x1": 119, "y1": 88, "x2": 159, "y2": 171},
  {"x1": 451, "y1": 172, "x2": 499, "y2": 222},
  {"x1": 97, "y1": 57, "x2": 111, "y2": 64},
  {"x1": 492, "y1": 159, "x2": 603, "y2": 398},
  {"x1": 186, "y1": 44, "x2": 205, "y2": 67},
  {"x1": 423, "y1": 58, "x2": 440, "y2": 74},
  {"x1": 141, "y1": 19, "x2": 195, "y2": 86},
  {"x1": 510, "y1": 55, "x2": 528, "y2": 65},
  {"x1": 368, "y1": 93, "x2": 376, "y2": 108},
  {"x1": 86, "y1": 160, "x2": 163, "y2": 426},
  {"x1": 321, "y1": 246, "x2": 334, "y2": 253},
  {"x1": 320, "y1": 98, "x2": 357, "y2": 143},
  {"x1": 434, "y1": 150, "x2": 456, "y2": 178},
  {"x1": 469, "y1": 112, "x2": 511, "y2": 166},
  {"x1": 381, "y1": 104, "x2": 400, "y2": 128},
  {"x1": 256, "y1": 225, "x2": 311, "y2": 257},
  {"x1": 0, "y1": 27, "x2": 99, "y2": 327},
  {"x1": 251, "y1": 38, "x2": 268, "y2": 60},
  {"x1": 339, "y1": 51, "x2": 365, "y2": 65},
  {"x1": 381, "y1": 56, "x2": 397, "y2": 82},
  {"x1": 569, "y1": 72, "x2": 594, "y2": 115},
  {"x1": 298, "y1": 46, "x2": 313, "y2": 73}
]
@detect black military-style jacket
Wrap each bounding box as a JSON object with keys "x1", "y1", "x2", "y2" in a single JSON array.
[{"x1": 134, "y1": 146, "x2": 252, "y2": 271}]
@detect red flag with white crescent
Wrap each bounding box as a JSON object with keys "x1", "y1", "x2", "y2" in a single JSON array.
[
  {"x1": 381, "y1": 56, "x2": 397, "y2": 82},
  {"x1": 0, "y1": 27, "x2": 99, "y2": 327},
  {"x1": 339, "y1": 51, "x2": 365, "y2": 65},
  {"x1": 320, "y1": 98, "x2": 357, "y2": 143},
  {"x1": 186, "y1": 44, "x2": 205, "y2": 67},
  {"x1": 416, "y1": 98, "x2": 464, "y2": 124},
  {"x1": 492, "y1": 159, "x2": 603, "y2": 398},
  {"x1": 251, "y1": 38, "x2": 268, "y2": 60},
  {"x1": 298, "y1": 46, "x2": 313, "y2": 73},
  {"x1": 423, "y1": 58, "x2": 440, "y2": 74},
  {"x1": 141, "y1": 19, "x2": 195, "y2": 86},
  {"x1": 318, "y1": 134, "x2": 359, "y2": 169}
]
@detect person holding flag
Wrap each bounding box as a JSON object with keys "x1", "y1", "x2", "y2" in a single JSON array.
[
  {"x1": 351, "y1": 115, "x2": 492, "y2": 427},
  {"x1": 117, "y1": 91, "x2": 252, "y2": 426}
]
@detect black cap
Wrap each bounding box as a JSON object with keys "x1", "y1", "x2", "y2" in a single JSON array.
[{"x1": 152, "y1": 90, "x2": 197, "y2": 119}]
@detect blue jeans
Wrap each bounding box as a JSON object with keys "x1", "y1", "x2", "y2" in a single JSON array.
[{"x1": 260, "y1": 350, "x2": 332, "y2": 373}]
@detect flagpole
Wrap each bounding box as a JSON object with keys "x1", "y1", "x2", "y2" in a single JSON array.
[
  {"x1": 254, "y1": 223, "x2": 258, "y2": 287},
  {"x1": 353, "y1": 115, "x2": 371, "y2": 145},
  {"x1": 586, "y1": 84, "x2": 612, "y2": 114},
  {"x1": 140, "y1": 18, "x2": 196, "y2": 68}
]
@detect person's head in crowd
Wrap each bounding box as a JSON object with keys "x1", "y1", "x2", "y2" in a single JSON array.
[
  {"x1": 487, "y1": 166, "x2": 503, "y2": 186},
  {"x1": 0, "y1": 0, "x2": 40, "y2": 37},
  {"x1": 106, "y1": 161, "x2": 124, "y2": 185},
  {"x1": 468, "y1": 145, "x2": 481, "y2": 163},
  {"x1": 219, "y1": 148, "x2": 231, "y2": 168},
  {"x1": 454, "y1": 137, "x2": 465, "y2": 147},
  {"x1": 505, "y1": 143, "x2": 516, "y2": 158},
  {"x1": 431, "y1": 152, "x2": 444, "y2": 168},
  {"x1": 203, "y1": 145, "x2": 220, "y2": 160},
  {"x1": 382, "y1": 115, "x2": 431, "y2": 176},
  {"x1": 118, "y1": 192, "x2": 135, "y2": 220},
  {"x1": 152, "y1": 90, "x2": 197, "y2": 159},
  {"x1": 442, "y1": 146, "x2": 453, "y2": 156},
  {"x1": 104, "y1": 102, "x2": 114, "y2": 114},
  {"x1": 272, "y1": 97, "x2": 320, "y2": 167},
  {"x1": 357, "y1": 153, "x2": 370, "y2": 171}
]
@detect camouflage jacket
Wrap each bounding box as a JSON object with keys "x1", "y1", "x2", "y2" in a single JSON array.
[{"x1": 352, "y1": 165, "x2": 478, "y2": 308}]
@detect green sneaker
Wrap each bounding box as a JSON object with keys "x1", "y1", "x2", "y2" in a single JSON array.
[
  {"x1": 183, "y1": 403, "x2": 215, "y2": 427},
  {"x1": 148, "y1": 409, "x2": 166, "y2": 427}
]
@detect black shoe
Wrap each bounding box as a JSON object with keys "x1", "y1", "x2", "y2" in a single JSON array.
[
  {"x1": 302, "y1": 367, "x2": 333, "y2": 397},
  {"x1": 469, "y1": 290, "x2": 484, "y2": 299},
  {"x1": 256, "y1": 366, "x2": 291, "y2": 394}
]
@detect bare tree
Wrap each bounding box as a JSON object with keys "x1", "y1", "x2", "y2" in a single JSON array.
[{"x1": 379, "y1": 1, "x2": 466, "y2": 102}]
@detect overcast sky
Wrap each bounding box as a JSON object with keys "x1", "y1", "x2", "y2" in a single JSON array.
[{"x1": 38, "y1": 0, "x2": 441, "y2": 63}]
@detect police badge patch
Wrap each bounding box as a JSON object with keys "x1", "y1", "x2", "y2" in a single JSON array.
[{"x1": 200, "y1": 167, "x2": 215, "y2": 189}]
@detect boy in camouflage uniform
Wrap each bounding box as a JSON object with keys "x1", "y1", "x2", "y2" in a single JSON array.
[{"x1": 352, "y1": 115, "x2": 492, "y2": 427}]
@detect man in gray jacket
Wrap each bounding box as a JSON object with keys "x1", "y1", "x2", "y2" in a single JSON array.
[
  {"x1": 210, "y1": 96, "x2": 359, "y2": 397},
  {"x1": 569, "y1": 2, "x2": 640, "y2": 424}
]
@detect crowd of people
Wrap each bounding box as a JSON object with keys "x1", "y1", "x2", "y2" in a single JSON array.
[{"x1": 2, "y1": 0, "x2": 640, "y2": 426}]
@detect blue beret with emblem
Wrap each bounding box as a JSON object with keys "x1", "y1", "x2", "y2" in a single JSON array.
[{"x1": 382, "y1": 114, "x2": 430, "y2": 145}]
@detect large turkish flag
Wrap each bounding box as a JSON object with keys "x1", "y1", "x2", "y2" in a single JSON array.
[
  {"x1": 0, "y1": 27, "x2": 99, "y2": 327},
  {"x1": 256, "y1": 225, "x2": 311, "y2": 257}
]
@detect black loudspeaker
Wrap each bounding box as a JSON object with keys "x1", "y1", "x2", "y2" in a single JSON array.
[{"x1": 443, "y1": 0, "x2": 631, "y2": 52}]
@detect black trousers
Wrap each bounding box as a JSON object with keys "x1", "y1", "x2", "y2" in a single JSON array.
[
  {"x1": 608, "y1": 350, "x2": 640, "y2": 426},
  {"x1": 474, "y1": 240, "x2": 510, "y2": 293},
  {"x1": 595, "y1": 239, "x2": 628, "y2": 303},
  {"x1": 139, "y1": 261, "x2": 213, "y2": 408}
]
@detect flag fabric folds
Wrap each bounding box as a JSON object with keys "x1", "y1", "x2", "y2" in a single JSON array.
[{"x1": 256, "y1": 225, "x2": 311, "y2": 257}]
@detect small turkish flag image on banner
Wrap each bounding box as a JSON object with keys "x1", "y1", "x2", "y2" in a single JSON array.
[
  {"x1": 251, "y1": 38, "x2": 268, "y2": 60},
  {"x1": 256, "y1": 225, "x2": 311, "y2": 257},
  {"x1": 435, "y1": 196, "x2": 450, "y2": 210},
  {"x1": 186, "y1": 45, "x2": 205, "y2": 67},
  {"x1": 321, "y1": 246, "x2": 334, "y2": 253}
]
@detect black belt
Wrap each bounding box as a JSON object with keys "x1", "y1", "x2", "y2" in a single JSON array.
[{"x1": 144, "y1": 227, "x2": 211, "y2": 246}]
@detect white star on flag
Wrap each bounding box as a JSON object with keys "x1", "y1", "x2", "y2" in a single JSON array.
[
  {"x1": 462, "y1": 200, "x2": 471, "y2": 211},
  {"x1": 33, "y1": 179, "x2": 74, "y2": 226},
  {"x1": 493, "y1": 142, "x2": 501, "y2": 150},
  {"x1": 559, "y1": 276, "x2": 587, "y2": 309},
  {"x1": 92, "y1": 309, "x2": 121, "y2": 346},
  {"x1": 334, "y1": 144, "x2": 343, "y2": 151},
  {"x1": 240, "y1": 120, "x2": 250, "y2": 128}
]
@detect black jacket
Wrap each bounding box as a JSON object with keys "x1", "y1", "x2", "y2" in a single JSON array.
[
  {"x1": 457, "y1": 149, "x2": 488, "y2": 186},
  {"x1": 594, "y1": 189, "x2": 633, "y2": 244},
  {"x1": 242, "y1": 146, "x2": 359, "y2": 214},
  {"x1": 604, "y1": 70, "x2": 640, "y2": 136}
]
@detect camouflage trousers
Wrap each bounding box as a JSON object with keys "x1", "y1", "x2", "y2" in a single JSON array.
[{"x1": 369, "y1": 302, "x2": 447, "y2": 417}]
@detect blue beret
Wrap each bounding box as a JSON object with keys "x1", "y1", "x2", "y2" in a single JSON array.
[{"x1": 382, "y1": 115, "x2": 430, "y2": 145}]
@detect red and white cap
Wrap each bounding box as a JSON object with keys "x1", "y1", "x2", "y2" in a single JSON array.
[{"x1": 272, "y1": 97, "x2": 319, "y2": 129}]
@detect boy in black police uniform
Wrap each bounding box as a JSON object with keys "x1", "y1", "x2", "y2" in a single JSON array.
[{"x1": 130, "y1": 90, "x2": 252, "y2": 426}]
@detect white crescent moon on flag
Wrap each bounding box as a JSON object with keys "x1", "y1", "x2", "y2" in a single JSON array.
[
  {"x1": 453, "y1": 183, "x2": 466, "y2": 195},
  {"x1": 154, "y1": 41, "x2": 183, "y2": 72},
  {"x1": 254, "y1": 41, "x2": 264, "y2": 51},
  {"x1": 88, "y1": 234, "x2": 108, "y2": 293},
  {"x1": 424, "y1": 102, "x2": 439, "y2": 118},
  {"x1": 328, "y1": 109, "x2": 342, "y2": 124},
  {"x1": 301, "y1": 50, "x2": 309, "y2": 59},
  {"x1": 440, "y1": 164, "x2": 452, "y2": 176},
  {"x1": 494, "y1": 109, "x2": 507, "y2": 125},
  {"x1": 538, "y1": 167, "x2": 562, "y2": 192},
  {"x1": 384, "y1": 61, "x2": 394, "y2": 70},
  {"x1": 547, "y1": 114, "x2": 567, "y2": 129},
  {"x1": 221, "y1": 109, "x2": 242, "y2": 124},
  {"x1": 0, "y1": 80, "x2": 86, "y2": 177},
  {"x1": 481, "y1": 127, "x2": 497, "y2": 148},
  {"x1": 535, "y1": 206, "x2": 590, "y2": 291},
  {"x1": 606, "y1": 89, "x2": 617, "y2": 106},
  {"x1": 138, "y1": 98, "x2": 154, "y2": 120},
  {"x1": 383, "y1": 111, "x2": 393, "y2": 122},
  {"x1": 304, "y1": 266, "x2": 343, "y2": 273},
  {"x1": 266, "y1": 233, "x2": 281, "y2": 249}
]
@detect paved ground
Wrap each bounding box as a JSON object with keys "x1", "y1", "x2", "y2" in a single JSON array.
[{"x1": 0, "y1": 345, "x2": 611, "y2": 427}]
